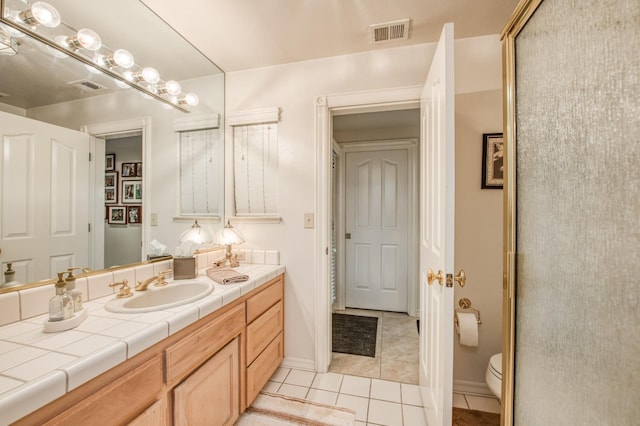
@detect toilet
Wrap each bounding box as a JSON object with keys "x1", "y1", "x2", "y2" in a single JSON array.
[{"x1": 485, "y1": 353, "x2": 502, "y2": 400}]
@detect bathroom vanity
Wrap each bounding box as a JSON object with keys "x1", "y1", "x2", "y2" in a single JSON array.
[{"x1": 0, "y1": 263, "x2": 284, "y2": 425}]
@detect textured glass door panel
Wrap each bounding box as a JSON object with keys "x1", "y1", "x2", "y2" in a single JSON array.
[{"x1": 513, "y1": 0, "x2": 640, "y2": 424}]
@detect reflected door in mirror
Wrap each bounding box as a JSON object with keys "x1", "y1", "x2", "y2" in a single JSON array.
[{"x1": 0, "y1": 111, "x2": 90, "y2": 283}]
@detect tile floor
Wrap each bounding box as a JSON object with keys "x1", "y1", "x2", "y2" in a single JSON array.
[
  {"x1": 263, "y1": 367, "x2": 501, "y2": 426},
  {"x1": 263, "y1": 308, "x2": 500, "y2": 425},
  {"x1": 329, "y1": 309, "x2": 419, "y2": 384},
  {"x1": 264, "y1": 367, "x2": 427, "y2": 425}
]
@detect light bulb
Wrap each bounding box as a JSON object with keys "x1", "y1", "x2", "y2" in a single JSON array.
[
  {"x1": 20, "y1": 2, "x2": 61, "y2": 28},
  {"x1": 99, "y1": 49, "x2": 134, "y2": 69},
  {"x1": 48, "y1": 35, "x2": 69, "y2": 58},
  {"x1": 122, "y1": 70, "x2": 135, "y2": 82},
  {"x1": 184, "y1": 93, "x2": 199, "y2": 106},
  {"x1": 77, "y1": 28, "x2": 101, "y2": 51},
  {"x1": 114, "y1": 78, "x2": 131, "y2": 89},
  {"x1": 141, "y1": 67, "x2": 160, "y2": 84},
  {"x1": 84, "y1": 64, "x2": 102, "y2": 75},
  {"x1": 163, "y1": 80, "x2": 181, "y2": 96},
  {"x1": 66, "y1": 28, "x2": 101, "y2": 51},
  {"x1": 112, "y1": 49, "x2": 134, "y2": 68}
]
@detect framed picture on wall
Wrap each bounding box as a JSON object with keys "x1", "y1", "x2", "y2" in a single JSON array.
[
  {"x1": 136, "y1": 162, "x2": 142, "y2": 177},
  {"x1": 127, "y1": 205, "x2": 142, "y2": 224},
  {"x1": 107, "y1": 206, "x2": 126, "y2": 224},
  {"x1": 105, "y1": 188, "x2": 117, "y2": 204},
  {"x1": 105, "y1": 171, "x2": 118, "y2": 204},
  {"x1": 105, "y1": 154, "x2": 115, "y2": 171},
  {"x1": 482, "y1": 133, "x2": 504, "y2": 189},
  {"x1": 105, "y1": 171, "x2": 118, "y2": 188},
  {"x1": 122, "y1": 180, "x2": 142, "y2": 203},
  {"x1": 121, "y1": 162, "x2": 137, "y2": 178}
]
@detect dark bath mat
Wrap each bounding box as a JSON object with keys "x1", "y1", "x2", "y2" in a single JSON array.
[
  {"x1": 452, "y1": 408, "x2": 500, "y2": 426},
  {"x1": 332, "y1": 313, "x2": 378, "y2": 357}
]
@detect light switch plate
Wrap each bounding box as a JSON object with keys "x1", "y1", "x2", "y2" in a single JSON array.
[
  {"x1": 150, "y1": 213, "x2": 158, "y2": 226},
  {"x1": 304, "y1": 213, "x2": 314, "y2": 229}
]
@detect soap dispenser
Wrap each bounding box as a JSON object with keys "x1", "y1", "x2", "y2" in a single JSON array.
[
  {"x1": 3, "y1": 263, "x2": 19, "y2": 287},
  {"x1": 65, "y1": 267, "x2": 83, "y2": 312},
  {"x1": 49, "y1": 272, "x2": 73, "y2": 322}
]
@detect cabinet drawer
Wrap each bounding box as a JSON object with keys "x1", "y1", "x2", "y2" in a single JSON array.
[
  {"x1": 246, "y1": 300, "x2": 284, "y2": 364},
  {"x1": 166, "y1": 303, "x2": 245, "y2": 386},
  {"x1": 246, "y1": 332, "x2": 284, "y2": 405},
  {"x1": 246, "y1": 277, "x2": 283, "y2": 323},
  {"x1": 45, "y1": 355, "x2": 163, "y2": 426}
]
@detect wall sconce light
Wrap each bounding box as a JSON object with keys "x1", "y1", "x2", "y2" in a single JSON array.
[
  {"x1": 214, "y1": 221, "x2": 245, "y2": 268},
  {"x1": 178, "y1": 220, "x2": 211, "y2": 244}
]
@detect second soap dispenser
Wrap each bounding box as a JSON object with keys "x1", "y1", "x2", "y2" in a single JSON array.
[
  {"x1": 65, "y1": 267, "x2": 83, "y2": 312},
  {"x1": 49, "y1": 272, "x2": 73, "y2": 322}
]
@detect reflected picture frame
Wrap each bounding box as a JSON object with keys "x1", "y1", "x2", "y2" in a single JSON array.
[
  {"x1": 482, "y1": 133, "x2": 504, "y2": 189},
  {"x1": 105, "y1": 171, "x2": 118, "y2": 204},
  {"x1": 121, "y1": 162, "x2": 137, "y2": 178},
  {"x1": 127, "y1": 205, "x2": 142, "y2": 224},
  {"x1": 122, "y1": 180, "x2": 142, "y2": 203},
  {"x1": 105, "y1": 154, "x2": 115, "y2": 171},
  {"x1": 107, "y1": 206, "x2": 126, "y2": 224}
]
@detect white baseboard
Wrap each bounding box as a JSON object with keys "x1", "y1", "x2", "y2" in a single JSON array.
[
  {"x1": 281, "y1": 356, "x2": 315, "y2": 371},
  {"x1": 453, "y1": 379, "x2": 493, "y2": 397}
]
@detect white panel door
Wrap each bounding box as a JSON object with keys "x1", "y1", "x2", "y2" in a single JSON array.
[
  {"x1": 419, "y1": 24, "x2": 455, "y2": 425},
  {"x1": 0, "y1": 111, "x2": 90, "y2": 283},
  {"x1": 345, "y1": 149, "x2": 408, "y2": 312}
]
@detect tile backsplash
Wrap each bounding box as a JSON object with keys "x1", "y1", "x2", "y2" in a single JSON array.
[{"x1": 0, "y1": 249, "x2": 279, "y2": 327}]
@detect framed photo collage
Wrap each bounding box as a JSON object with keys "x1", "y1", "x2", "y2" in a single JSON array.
[{"x1": 105, "y1": 154, "x2": 143, "y2": 224}]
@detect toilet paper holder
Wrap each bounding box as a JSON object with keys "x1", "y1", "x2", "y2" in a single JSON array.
[{"x1": 455, "y1": 297, "x2": 482, "y2": 326}]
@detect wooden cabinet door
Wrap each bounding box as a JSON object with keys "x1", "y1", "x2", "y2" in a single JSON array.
[
  {"x1": 173, "y1": 337, "x2": 240, "y2": 426},
  {"x1": 127, "y1": 399, "x2": 166, "y2": 426}
]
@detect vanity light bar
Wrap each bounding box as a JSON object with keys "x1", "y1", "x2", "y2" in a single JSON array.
[{"x1": 3, "y1": 0, "x2": 197, "y2": 112}]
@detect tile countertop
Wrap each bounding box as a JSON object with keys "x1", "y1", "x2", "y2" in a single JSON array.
[{"x1": 0, "y1": 263, "x2": 285, "y2": 425}]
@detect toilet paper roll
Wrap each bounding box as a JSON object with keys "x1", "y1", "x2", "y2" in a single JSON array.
[{"x1": 456, "y1": 312, "x2": 479, "y2": 347}]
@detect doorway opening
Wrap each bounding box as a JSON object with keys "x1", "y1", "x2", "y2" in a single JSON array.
[
  {"x1": 104, "y1": 133, "x2": 143, "y2": 268},
  {"x1": 82, "y1": 117, "x2": 150, "y2": 272},
  {"x1": 328, "y1": 107, "x2": 421, "y2": 383}
]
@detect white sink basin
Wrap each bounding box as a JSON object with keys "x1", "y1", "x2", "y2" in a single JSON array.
[{"x1": 105, "y1": 278, "x2": 214, "y2": 313}]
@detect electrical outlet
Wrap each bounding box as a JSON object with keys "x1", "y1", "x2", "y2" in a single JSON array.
[
  {"x1": 304, "y1": 213, "x2": 314, "y2": 229},
  {"x1": 150, "y1": 213, "x2": 158, "y2": 226}
]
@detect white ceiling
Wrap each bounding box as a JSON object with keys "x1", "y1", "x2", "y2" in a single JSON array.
[{"x1": 141, "y1": 0, "x2": 519, "y2": 72}]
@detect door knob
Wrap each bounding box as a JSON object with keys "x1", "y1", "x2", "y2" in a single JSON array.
[
  {"x1": 427, "y1": 268, "x2": 444, "y2": 285},
  {"x1": 454, "y1": 269, "x2": 466, "y2": 287}
]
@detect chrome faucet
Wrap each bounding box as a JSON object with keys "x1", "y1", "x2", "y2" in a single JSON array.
[{"x1": 135, "y1": 270, "x2": 172, "y2": 291}]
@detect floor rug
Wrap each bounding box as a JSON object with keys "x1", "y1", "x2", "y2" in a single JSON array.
[
  {"x1": 332, "y1": 313, "x2": 378, "y2": 357},
  {"x1": 452, "y1": 407, "x2": 500, "y2": 426},
  {"x1": 236, "y1": 392, "x2": 356, "y2": 425}
]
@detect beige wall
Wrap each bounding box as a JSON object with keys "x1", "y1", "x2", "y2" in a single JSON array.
[
  {"x1": 226, "y1": 35, "x2": 504, "y2": 369},
  {"x1": 454, "y1": 90, "x2": 503, "y2": 389}
]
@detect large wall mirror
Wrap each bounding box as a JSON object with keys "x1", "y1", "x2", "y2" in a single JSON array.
[{"x1": 0, "y1": 0, "x2": 225, "y2": 290}]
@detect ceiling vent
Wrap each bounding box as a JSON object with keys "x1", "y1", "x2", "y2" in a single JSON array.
[
  {"x1": 67, "y1": 79, "x2": 108, "y2": 92},
  {"x1": 370, "y1": 18, "x2": 411, "y2": 44}
]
